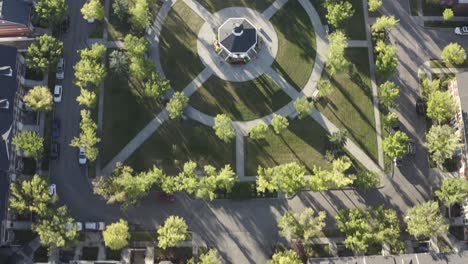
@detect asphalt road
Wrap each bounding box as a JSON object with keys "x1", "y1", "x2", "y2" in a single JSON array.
[{"x1": 48, "y1": 0, "x2": 468, "y2": 263}]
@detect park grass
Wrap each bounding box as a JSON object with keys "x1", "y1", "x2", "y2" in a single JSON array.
[
  {"x1": 271, "y1": 0, "x2": 316, "y2": 91},
  {"x1": 316, "y1": 48, "x2": 378, "y2": 163},
  {"x1": 197, "y1": 0, "x2": 276, "y2": 13},
  {"x1": 126, "y1": 120, "x2": 235, "y2": 174},
  {"x1": 189, "y1": 75, "x2": 291, "y2": 121},
  {"x1": 245, "y1": 117, "x2": 332, "y2": 175},
  {"x1": 159, "y1": 1, "x2": 205, "y2": 90}
]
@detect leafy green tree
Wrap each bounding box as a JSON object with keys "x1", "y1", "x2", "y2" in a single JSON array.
[
  {"x1": 195, "y1": 175, "x2": 218, "y2": 201},
  {"x1": 382, "y1": 112, "x2": 398, "y2": 131},
  {"x1": 435, "y1": 178, "x2": 468, "y2": 218},
  {"x1": 375, "y1": 40, "x2": 398, "y2": 78},
  {"x1": 382, "y1": 131, "x2": 408, "y2": 160},
  {"x1": 80, "y1": 43, "x2": 107, "y2": 61},
  {"x1": 278, "y1": 208, "x2": 326, "y2": 242},
  {"x1": 124, "y1": 34, "x2": 149, "y2": 57},
  {"x1": 326, "y1": 31, "x2": 348, "y2": 76},
  {"x1": 12, "y1": 131, "x2": 44, "y2": 160},
  {"x1": 35, "y1": 0, "x2": 67, "y2": 27},
  {"x1": 422, "y1": 78, "x2": 440, "y2": 100},
  {"x1": 323, "y1": 0, "x2": 354, "y2": 27},
  {"x1": 443, "y1": 8, "x2": 454, "y2": 21},
  {"x1": 214, "y1": 114, "x2": 235, "y2": 143},
  {"x1": 167, "y1": 92, "x2": 189, "y2": 119},
  {"x1": 257, "y1": 162, "x2": 306, "y2": 197},
  {"x1": 112, "y1": 0, "x2": 129, "y2": 22},
  {"x1": 130, "y1": 57, "x2": 154, "y2": 80},
  {"x1": 194, "y1": 165, "x2": 236, "y2": 201},
  {"x1": 371, "y1": 16, "x2": 399, "y2": 32},
  {"x1": 32, "y1": 206, "x2": 77, "y2": 249},
  {"x1": 103, "y1": 219, "x2": 130, "y2": 250},
  {"x1": 378, "y1": 81, "x2": 400, "y2": 108},
  {"x1": 74, "y1": 44, "x2": 107, "y2": 88},
  {"x1": 109, "y1": 50, "x2": 129, "y2": 75},
  {"x1": 70, "y1": 110, "x2": 100, "y2": 161},
  {"x1": 268, "y1": 250, "x2": 302, "y2": 264},
  {"x1": 130, "y1": 0, "x2": 151, "y2": 32},
  {"x1": 354, "y1": 171, "x2": 380, "y2": 191},
  {"x1": 249, "y1": 121, "x2": 269, "y2": 139},
  {"x1": 174, "y1": 161, "x2": 199, "y2": 195},
  {"x1": 318, "y1": 79, "x2": 333, "y2": 98},
  {"x1": 9, "y1": 174, "x2": 55, "y2": 216},
  {"x1": 405, "y1": 201, "x2": 448, "y2": 238},
  {"x1": 426, "y1": 125, "x2": 461, "y2": 167},
  {"x1": 308, "y1": 156, "x2": 355, "y2": 191},
  {"x1": 157, "y1": 216, "x2": 188, "y2": 249},
  {"x1": 93, "y1": 163, "x2": 163, "y2": 208},
  {"x1": 368, "y1": 0, "x2": 382, "y2": 12},
  {"x1": 294, "y1": 97, "x2": 314, "y2": 119},
  {"x1": 76, "y1": 88, "x2": 97, "y2": 108},
  {"x1": 198, "y1": 249, "x2": 222, "y2": 264},
  {"x1": 426, "y1": 90, "x2": 456, "y2": 123},
  {"x1": 271, "y1": 114, "x2": 289, "y2": 134},
  {"x1": 145, "y1": 71, "x2": 170, "y2": 99},
  {"x1": 441, "y1": 43, "x2": 466, "y2": 66},
  {"x1": 81, "y1": 0, "x2": 105, "y2": 21},
  {"x1": 328, "y1": 129, "x2": 348, "y2": 151},
  {"x1": 23, "y1": 86, "x2": 53, "y2": 112},
  {"x1": 26, "y1": 34, "x2": 63, "y2": 73}
]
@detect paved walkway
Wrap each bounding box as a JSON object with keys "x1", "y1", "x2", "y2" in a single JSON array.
[
  {"x1": 347, "y1": 40, "x2": 368, "y2": 48},
  {"x1": 86, "y1": 39, "x2": 126, "y2": 49},
  {"x1": 262, "y1": 0, "x2": 289, "y2": 20},
  {"x1": 234, "y1": 128, "x2": 245, "y2": 178}
]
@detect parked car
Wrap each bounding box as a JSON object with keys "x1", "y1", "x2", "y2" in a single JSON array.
[
  {"x1": 416, "y1": 98, "x2": 425, "y2": 116},
  {"x1": 54, "y1": 85, "x2": 62, "y2": 103},
  {"x1": 52, "y1": 118, "x2": 60, "y2": 138},
  {"x1": 408, "y1": 139, "x2": 416, "y2": 156},
  {"x1": 49, "y1": 184, "x2": 56, "y2": 196},
  {"x1": 60, "y1": 16, "x2": 70, "y2": 33},
  {"x1": 56, "y1": 58, "x2": 65, "y2": 80},
  {"x1": 51, "y1": 141, "x2": 60, "y2": 160},
  {"x1": 455, "y1": 26, "x2": 468, "y2": 35},
  {"x1": 79, "y1": 146, "x2": 87, "y2": 165},
  {"x1": 390, "y1": 121, "x2": 400, "y2": 134},
  {"x1": 85, "y1": 222, "x2": 105, "y2": 231},
  {"x1": 156, "y1": 192, "x2": 175, "y2": 203},
  {"x1": 66, "y1": 222, "x2": 83, "y2": 231}
]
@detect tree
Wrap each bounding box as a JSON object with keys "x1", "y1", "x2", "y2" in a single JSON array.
[
  {"x1": 32, "y1": 206, "x2": 77, "y2": 249},
  {"x1": 35, "y1": 0, "x2": 67, "y2": 27},
  {"x1": 426, "y1": 125, "x2": 461, "y2": 167},
  {"x1": 70, "y1": 110, "x2": 100, "y2": 162},
  {"x1": 157, "y1": 216, "x2": 188, "y2": 249},
  {"x1": 308, "y1": 156, "x2": 355, "y2": 191},
  {"x1": 441, "y1": 43, "x2": 466, "y2": 66},
  {"x1": 328, "y1": 129, "x2": 348, "y2": 151},
  {"x1": 145, "y1": 71, "x2": 170, "y2": 99},
  {"x1": 174, "y1": 161, "x2": 199, "y2": 195},
  {"x1": 354, "y1": 171, "x2": 380, "y2": 191},
  {"x1": 109, "y1": 50, "x2": 129, "y2": 75},
  {"x1": 194, "y1": 165, "x2": 236, "y2": 201},
  {"x1": 378, "y1": 81, "x2": 400, "y2": 108},
  {"x1": 435, "y1": 178, "x2": 468, "y2": 218},
  {"x1": 368, "y1": 0, "x2": 382, "y2": 12},
  {"x1": 271, "y1": 114, "x2": 289, "y2": 134},
  {"x1": 124, "y1": 34, "x2": 150, "y2": 58},
  {"x1": 26, "y1": 34, "x2": 63, "y2": 73},
  {"x1": 9, "y1": 174, "x2": 55, "y2": 216},
  {"x1": 249, "y1": 121, "x2": 269, "y2": 139},
  {"x1": 421, "y1": 78, "x2": 440, "y2": 100},
  {"x1": 80, "y1": 43, "x2": 107, "y2": 61},
  {"x1": 268, "y1": 250, "x2": 302, "y2": 264},
  {"x1": 323, "y1": 0, "x2": 354, "y2": 27},
  {"x1": 382, "y1": 131, "x2": 408, "y2": 160},
  {"x1": 382, "y1": 112, "x2": 398, "y2": 131},
  {"x1": 318, "y1": 79, "x2": 333, "y2": 98},
  {"x1": 257, "y1": 162, "x2": 306, "y2": 197},
  {"x1": 167, "y1": 92, "x2": 189, "y2": 119},
  {"x1": 294, "y1": 97, "x2": 314, "y2": 119},
  {"x1": 23, "y1": 86, "x2": 53, "y2": 112},
  {"x1": 371, "y1": 16, "x2": 399, "y2": 32},
  {"x1": 426, "y1": 90, "x2": 456, "y2": 123},
  {"x1": 103, "y1": 219, "x2": 130, "y2": 250},
  {"x1": 214, "y1": 114, "x2": 235, "y2": 143},
  {"x1": 112, "y1": 0, "x2": 129, "y2": 22},
  {"x1": 278, "y1": 208, "x2": 326, "y2": 242},
  {"x1": 74, "y1": 44, "x2": 107, "y2": 88},
  {"x1": 81, "y1": 0, "x2": 105, "y2": 21},
  {"x1": 443, "y1": 8, "x2": 454, "y2": 21},
  {"x1": 198, "y1": 249, "x2": 222, "y2": 264},
  {"x1": 76, "y1": 88, "x2": 97, "y2": 108},
  {"x1": 130, "y1": 0, "x2": 151, "y2": 32},
  {"x1": 129, "y1": 56, "x2": 154, "y2": 80},
  {"x1": 326, "y1": 31, "x2": 348, "y2": 76},
  {"x1": 375, "y1": 41, "x2": 398, "y2": 78},
  {"x1": 405, "y1": 201, "x2": 448, "y2": 238},
  {"x1": 93, "y1": 163, "x2": 163, "y2": 208},
  {"x1": 12, "y1": 131, "x2": 44, "y2": 160}
]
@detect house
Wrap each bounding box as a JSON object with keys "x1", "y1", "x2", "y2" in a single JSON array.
[{"x1": 0, "y1": 0, "x2": 35, "y2": 48}]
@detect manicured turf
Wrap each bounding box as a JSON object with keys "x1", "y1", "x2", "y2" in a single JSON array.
[
  {"x1": 126, "y1": 120, "x2": 235, "y2": 174},
  {"x1": 197, "y1": 0, "x2": 276, "y2": 13},
  {"x1": 159, "y1": 1, "x2": 205, "y2": 90},
  {"x1": 316, "y1": 48, "x2": 378, "y2": 163},
  {"x1": 271, "y1": 0, "x2": 316, "y2": 90},
  {"x1": 189, "y1": 75, "x2": 291, "y2": 121},
  {"x1": 245, "y1": 117, "x2": 332, "y2": 175}
]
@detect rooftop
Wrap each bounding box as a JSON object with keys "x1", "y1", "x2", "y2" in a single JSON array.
[
  {"x1": 0, "y1": 0, "x2": 31, "y2": 25},
  {"x1": 218, "y1": 18, "x2": 257, "y2": 54}
]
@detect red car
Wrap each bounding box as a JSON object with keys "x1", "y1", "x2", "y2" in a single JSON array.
[{"x1": 156, "y1": 192, "x2": 175, "y2": 203}]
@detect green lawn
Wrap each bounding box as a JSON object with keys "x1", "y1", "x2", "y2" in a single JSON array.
[
  {"x1": 245, "y1": 117, "x2": 332, "y2": 175},
  {"x1": 271, "y1": 0, "x2": 316, "y2": 90},
  {"x1": 316, "y1": 48, "x2": 378, "y2": 163},
  {"x1": 189, "y1": 75, "x2": 291, "y2": 121},
  {"x1": 197, "y1": 0, "x2": 275, "y2": 13},
  {"x1": 159, "y1": 1, "x2": 205, "y2": 90},
  {"x1": 126, "y1": 120, "x2": 235, "y2": 174}
]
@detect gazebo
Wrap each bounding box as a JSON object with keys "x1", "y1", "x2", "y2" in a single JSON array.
[{"x1": 217, "y1": 18, "x2": 258, "y2": 64}]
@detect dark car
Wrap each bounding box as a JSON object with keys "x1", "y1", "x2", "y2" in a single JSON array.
[
  {"x1": 416, "y1": 98, "x2": 425, "y2": 116},
  {"x1": 52, "y1": 119, "x2": 60, "y2": 138},
  {"x1": 408, "y1": 139, "x2": 416, "y2": 156},
  {"x1": 391, "y1": 121, "x2": 400, "y2": 134},
  {"x1": 156, "y1": 192, "x2": 175, "y2": 203},
  {"x1": 60, "y1": 16, "x2": 70, "y2": 33},
  {"x1": 51, "y1": 142, "x2": 60, "y2": 160}
]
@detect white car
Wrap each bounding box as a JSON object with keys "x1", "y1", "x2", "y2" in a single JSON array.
[
  {"x1": 54, "y1": 85, "x2": 62, "y2": 103},
  {"x1": 66, "y1": 222, "x2": 83, "y2": 231},
  {"x1": 49, "y1": 184, "x2": 56, "y2": 196},
  {"x1": 56, "y1": 58, "x2": 65, "y2": 79},
  {"x1": 85, "y1": 222, "x2": 105, "y2": 231},
  {"x1": 455, "y1": 26, "x2": 468, "y2": 35},
  {"x1": 79, "y1": 146, "x2": 87, "y2": 165}
]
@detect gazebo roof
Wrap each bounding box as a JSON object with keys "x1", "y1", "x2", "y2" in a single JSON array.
[{"x1": 218, "y1": 18, "x2": 257, "y2": 54}]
